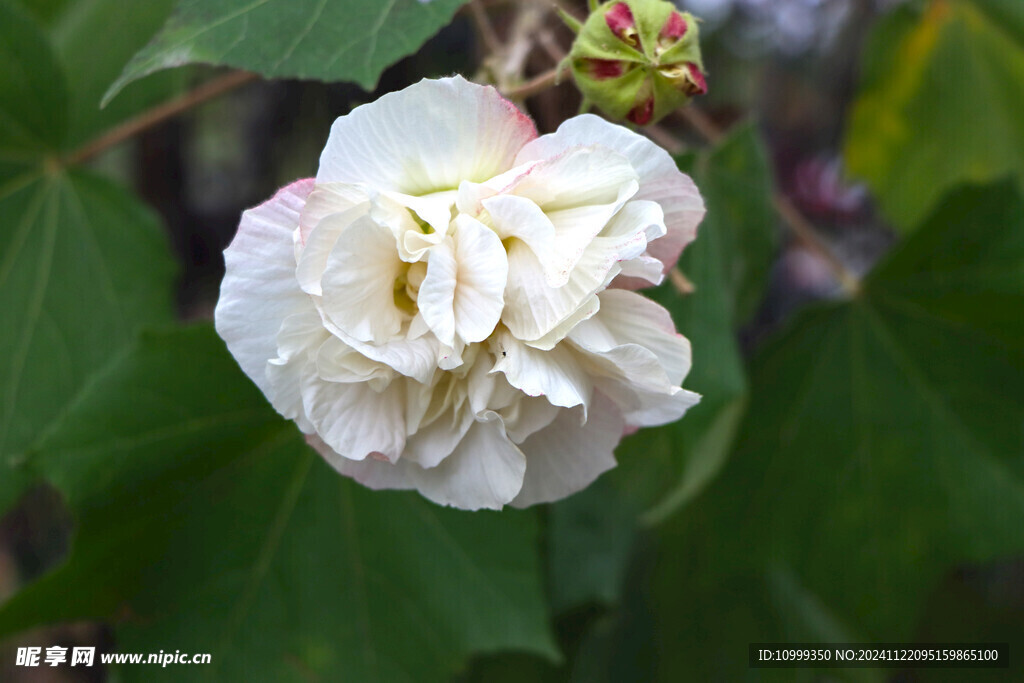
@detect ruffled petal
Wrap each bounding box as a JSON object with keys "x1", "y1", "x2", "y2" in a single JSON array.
[
  {"x1": 319, "y1": 215, "x2": 406, "y2": 344},
  {"x1": 501, "y1": 239, "x2": 610, "y2": 346},
  {"x1": 317, "y1": 76, "x2": 537, "y2": 195},
  {"x1": 330, "y1": 415, "x2": 526, "y2": 510},
  {"x1": 300, "y1": 373, "x2": 406, "y2": 462},
  {"x1": 410, "y1": 417, "x2": 526, "y2": 510},
  {"x1": 402, "y1": 405, "x2": 475, "y2": 469},
  {"x1": 296, "y1": 203, "x2": 370, "y2": 296},
  {"x1": 585, "y1": 288, "x2": 693, "y2": 385},
  {"x1": 515, "y1": 114, "x2": 705, "y2": 277},
  {"x1": 451, "y1": 215, "x2": 508, "y2": 343},
  {"x1": 491, "y1": 328, "x2": 592, "y2": 410},
  {"x1": 511, "y1": 392, "x2": 625, "y2": 508},
  {"x1": 297, "y1": 182, "x2": 368, "y2": 244},
  {"x1": 319, "y1": 312, "x2": 441, "y2": 384},
  {"x1": 215, "y1": 179, "x2": 314, "y2": 401},
  {"x1": 265, "y1": 310, "x2": 326, "y2": 433},
  {"x1": 569, "y1": 290, "x2": 700, "y2": 427}
]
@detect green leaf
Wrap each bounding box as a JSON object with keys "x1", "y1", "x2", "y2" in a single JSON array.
[
  {"x1": 104, "y1": 0, "x2": 471, "y2": 104},
  {"x1": 0, "y1": 3, "x2": 177, "y2": 513},
  {"x1": 0, "y1": 0, "x2": 67, "y2": 155},
  {"x1": 49, "y1": 0, "x2": 182, "y2": 147},
  {"x1": 845, "y1": 0, "x2": 1024, "y2": 230},
  {"x1": 643, "y1": 179, "x2": 1024, "y2": 676},
  {"x1": 0, "y1": 326, "x2": 558, "y2": 681},
  {"x1": 0, "y1": 172, "x2": 176, "y2": 511},
  {"x1": 546, "y1": 124, "x2": 777, "y2": 612}
]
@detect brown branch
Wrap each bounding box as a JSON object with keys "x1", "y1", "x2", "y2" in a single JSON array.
[
  {"x1": 501, "y1": 64, "x2": 571, "y2": 99},
  {"x1": 468, "y1": 0, "x2": 504, "y2": 55},
  {"x1": 64, "y1": 70, "x2": 259, "y2": 166}
]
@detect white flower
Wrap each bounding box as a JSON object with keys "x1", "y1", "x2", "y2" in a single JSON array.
[{"x1": 215, "y1": 76, "x2": 704, "y2": 510}]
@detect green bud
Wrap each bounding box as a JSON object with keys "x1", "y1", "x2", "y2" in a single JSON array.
[{"x1": 567, "y1": 0, "x2": 706, "y2": 126}]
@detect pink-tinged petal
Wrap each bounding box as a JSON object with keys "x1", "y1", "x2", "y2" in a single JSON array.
[
  {"x1": 605, "y1": 2, "x2": 639, "y2": 48},
  {"x1": 582, "y1": 59, "x2": 626, "y2": 80},
  {"x1": 516, "y1": 115, "x2": 705, "y2": 279},
  {"x1": 215, "y1": 179, "x2": 314, "y2": 403},
  {"x1": 313, "y1": 434, "x2": 416, "y2": 492},
  {"x1": 661, "y1": 11, "x2": 688, "y2": 39},
  {"x1": 317, "y1": 76, "x2": 537, "y2": 195},
  {"x1": 510, "y1": 392, "x2": 624, "y2": 508}
]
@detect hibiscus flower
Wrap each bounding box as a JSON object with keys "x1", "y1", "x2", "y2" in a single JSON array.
[{"x1": 215, "y1": 76, "x2": 704, "y2": 510}]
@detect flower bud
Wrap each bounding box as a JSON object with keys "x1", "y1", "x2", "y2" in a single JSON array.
[{"x1": 567, "y1": 0, "x2": 706, "y2": 126}]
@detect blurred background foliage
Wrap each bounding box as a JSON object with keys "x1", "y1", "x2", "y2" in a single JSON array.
[{"x1": 1, "y1": 0, "x2": 1022, "y2": 680}]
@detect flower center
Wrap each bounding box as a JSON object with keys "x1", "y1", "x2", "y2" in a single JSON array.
[{"x1": 393, "y1": 261, "x2": 427, "y2": 314}]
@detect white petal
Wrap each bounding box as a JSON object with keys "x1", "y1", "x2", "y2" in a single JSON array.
[
  {"x1": 319, "y1": 314, "x2": 441, "y2": 384},
  {"x1": 568, "y1": 291, "x2": 700, "y2": 427},
  {"x1": 318, "y1": 437, "x2": 416, "y2": 492},
  {"x1": 215, "y1": 179, "x2": 313, "y2": 402},
  {"x1": 491, "y1": 329, "x2": 592, "y2": 410},
  {"x1": 582, "y1": 345, "x2": 700, "y2": 426},
  {"x1": 296, "y1": 203, "x2": 370, "y2": 296},
  {"x1": 319, "y1": 215, "x2": 405, "y2": 344},
  {"x1": 409, "y1": 417, "x2": 526, "y2": 510},
  {"x1": 501, "y1": 395, "x2": 561, "y2": 444},
  {"x1": 264, "y1": 310, "x2": 326, "y2": 433},
  {"x1": 455, "y1": 160, "x2": 539, "y2": 215},
  {"x1": 511, "y1": 392, "x2": 625, "y2": 508},
  {"x1": 368, "y1": 190, "x2": 452, "y2": 262},
  {"x1": 318, "y1": 76, "x2": 537, "y2": 195},
  {"x1": 515, "y1": 114, "x2": 705, "y2": 276},
  {"x1": 481, "y1": 194, "x2": 558, "y2": 280},
  {"x1": 417, "y1": 237, "x2": 458, "y2": 347},
  {"x1": 300, "y1": 373, "x2": 406, "y2": 462},
  {"x1": 506, "y1": 144, "x2": 638, "y2": 212},
  {"x1": 616, "y1": 254, "x2": 666, "y2": 286},
  {"x1": 501, "y1": 238, "x2": 612, "y2": 346},
  {"x1": 418, "y1": 216, "x2": 508, "y2": 347},
  {"x1": 297, "y1": 182, "x2": 368, "y2": 244},
  {"x1": 584, "y1": 289, "x2": 693, "y2": 385},
  {"x1": 403, "y1": 405, "x2": 474, "y2": 469},
  {"x1": 315, "y1": 335, "x2": 394, "y2": 390},
  {"x1": 451, "y1": 216, "x2": 508, "y2": 343}
]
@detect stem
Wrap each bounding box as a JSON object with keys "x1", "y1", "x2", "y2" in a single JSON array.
[
  {"x1": 468, "y1": 0, "x2": 504, "y2": 55},
  {"x1": 64, "y1": 70, "x2": 259, "y2": 166},
  {"x1": 501, "y1": 64, "x2": 570, "y2": 99},
  {"x1": 774, "y1": 195, "x2": 862, "y2": 295},
  {"x1": 679, "y1": 106, "x2": 861, "y2": 296}
]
